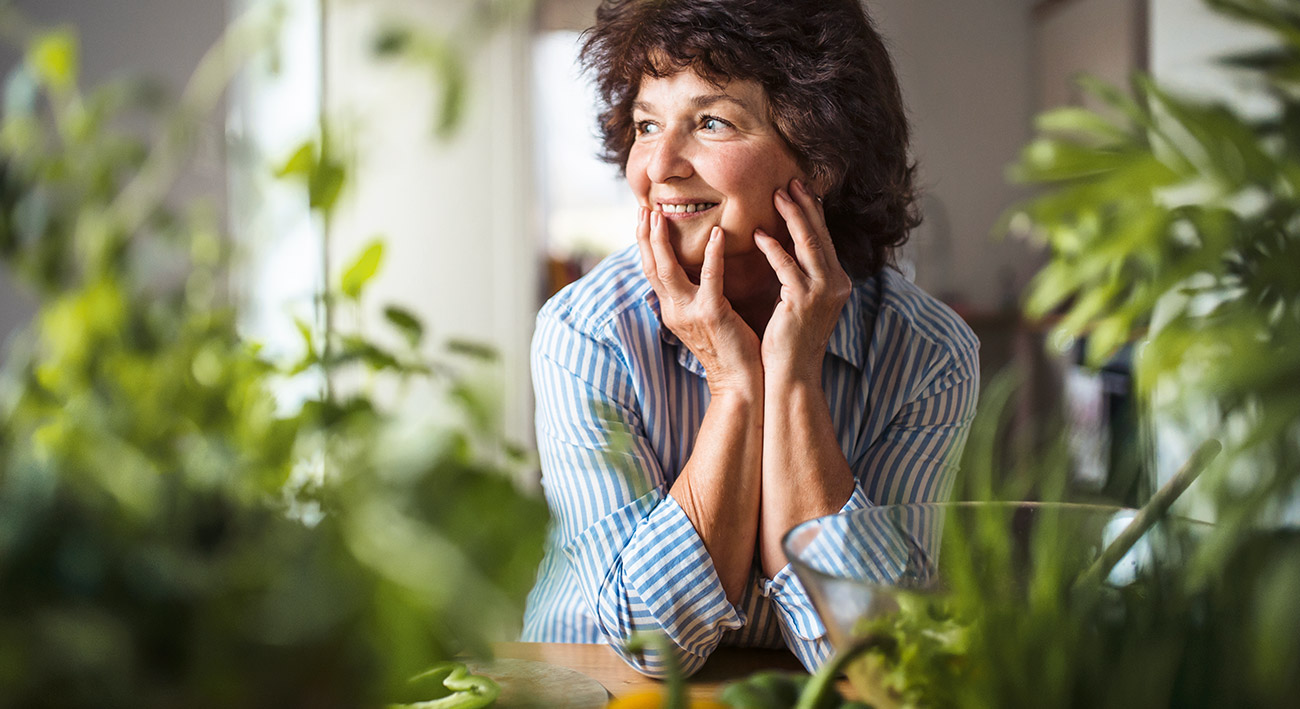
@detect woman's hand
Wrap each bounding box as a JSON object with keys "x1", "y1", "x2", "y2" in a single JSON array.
[
  {"x1": 754, "y1": 178, "x2": 853, "y2": 383},
  {"x1": 636, "y1": 207, "x2": 763, "y2": 397}
]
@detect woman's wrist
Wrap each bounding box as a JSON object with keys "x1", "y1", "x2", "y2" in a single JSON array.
[
  {"x1": 762, "y1": 361, "x2": 823, "y2": 392},
  {"x1": 707, "y1": 370, "x2": 764, "y2": 404}
]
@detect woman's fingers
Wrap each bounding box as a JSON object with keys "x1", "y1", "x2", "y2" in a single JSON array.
[
  {"x1": 635, "y1": 206, "x2": 662, "y2": 289},
  {"x1": 697, "y1": 226, "x2": 725, "y2": 303},
  {"x1": 774, "y1": 180, "x2": 833, "y2": 280},
  {"x1": 648, "y1": 210, "x2": 693, "y2": 301},
  {"x1": 754, "y1": 228, "x2": 805, "y2": 289},
  {"x1": 792, "y1": 178, "x2": 831, "y2": 241}
]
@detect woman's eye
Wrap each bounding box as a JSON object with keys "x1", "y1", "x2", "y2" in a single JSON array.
[
  {"x1": 635, "y1": 121, "x2": 659, "y2": 136},
  {"x1": 701, "y1": 116, "x2": 730, "y2": 132}
]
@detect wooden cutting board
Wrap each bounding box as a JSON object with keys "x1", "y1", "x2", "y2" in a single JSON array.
[{"x1": 466, "y1": 657, "x2": 611, "y2": 708}]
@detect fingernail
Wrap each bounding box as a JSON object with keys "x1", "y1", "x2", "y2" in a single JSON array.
[
  {"x1": 776, "y1": 189, "x2": 791, "y2": 202},
  {"x1": 793, "y1": 178, "x2": 805, "y2": 195},
  {"x1": 651, "y1": 211, "x2": 661, "y2": 228},
  {"x1": 638, "y1": 206, "x2": 647, "y2": 223},
  {"x1": 710, "y1": 226, "x2": 721, "y2": 242},
  {"x1": 754, "y1": 228, "x2": 770, "y2": 240}
]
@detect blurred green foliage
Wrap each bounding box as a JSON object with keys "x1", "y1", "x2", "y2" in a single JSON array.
[
  {"x1": 0, "y1": 3, "x2": 545, "y2": 708},
  {"x1": 848, "y1": 502, "x2": 1300, "y2": 708},
  {"x1": 835, "y1": 1, "x2": 1300, "y2": 706},
  {"x1": 1005, "y1": 0, "x2": 1300, "y2": 531}
]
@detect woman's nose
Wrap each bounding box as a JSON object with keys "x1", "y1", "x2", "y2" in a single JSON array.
[{"x1": 645, "y1": 131, "x2": 693, "y2": 183}]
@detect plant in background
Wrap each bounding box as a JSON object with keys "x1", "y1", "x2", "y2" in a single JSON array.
[
  {"x1": 1006, "y1": 0, "x2": 1300, "y2": 535},
  {"x1": 0, "y1": 2, "x2": 545, "y2": 708}
]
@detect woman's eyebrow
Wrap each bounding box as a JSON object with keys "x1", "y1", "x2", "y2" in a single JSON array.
[
  {"x1": 631, "y1": 93, "x2": 757, "y2": 116},
  {"x1": 690, "y1": 93, "x2": 756, "y2": 114}
]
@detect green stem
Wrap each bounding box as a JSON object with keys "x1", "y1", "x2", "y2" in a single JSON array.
[
  {"x1": 794, "y1": 634, "x2": 895, "y2": 709},
  {"x1": 1074, "y1": 438, "x2": 1222, "y2": 590},
  {"x1": 316, "y1": 0, "x2": 334, "y2": 408},
  {"x1": 624, "y1": 633, "x2": 687, "y2": 709}
]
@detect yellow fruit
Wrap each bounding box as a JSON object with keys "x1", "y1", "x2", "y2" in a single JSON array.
[{"x1": 606, "y1": 690, "x2": 727, "y2": 709}]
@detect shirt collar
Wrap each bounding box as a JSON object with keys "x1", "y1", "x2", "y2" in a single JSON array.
[
  {"x1": 826, "y1": 285, "x2": 868, "y2": 370},
  {"x1": 642, "y1": 281, "x2": 868, "y2": 376}
]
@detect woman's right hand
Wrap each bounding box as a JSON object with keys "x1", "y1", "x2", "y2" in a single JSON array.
[{"x1": 636, "y1": 207, "x2": 762, "y2": 397}]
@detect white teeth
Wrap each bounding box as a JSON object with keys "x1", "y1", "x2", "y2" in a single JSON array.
[{"x1": 661, "y1": 202, "x2": 717, "y2": 214}]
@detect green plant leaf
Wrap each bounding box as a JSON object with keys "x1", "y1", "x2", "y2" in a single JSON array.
[
  {"x1": 1035, "y1": 106, "x2": 1130, "y2": 145},
  {"x1": 336, "y1": 334, "x2": 402, "y2": 371},
  {"x1": 1139, "y1": 76, "x2": 1274, "y2": 186},
  {"x1": 276, "y1": 141, "x2": 315, "y2": 178},
  {"x1": 1009, "y1": 138, "x2": 1140, "y2": 183},
  {"x1": 372, "y1": 26, "x2": 413, "y2": 57},
  {"x1": 384, "y1": 305, "x2": 425, "y2": 347},
  {"x1": 27, "y1": 30, "x2": 77, "y2": 91},
  {"x1": 1076, "y1": 74, "x2": 1152, "y2": 132},
  {"x1": 340, "y1": 239, "x2": 385, "y2": 300},
  {"x1": 309, "y1": 156, "x2": 346, "y2": 211},
  {"x1": 1217, "y1": 46, "x2": 1300, "y2": 73},
  {"x1": 294, "y1": 316, "x2": 317, "y2": 356},
  {"x1": 446, "y1": 338, "x2": 497, "y2": 361},
  {"x1": 429, "y1": 40, "x2": 467, "y2": 140},
  {"x1": 1023, "y1": 261, "x2": 1078, "y2": 319}
]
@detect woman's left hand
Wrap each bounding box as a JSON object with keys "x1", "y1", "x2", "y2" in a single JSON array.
[{"x1": 754, "y1": 178, "x2": 853, "y2": 383}]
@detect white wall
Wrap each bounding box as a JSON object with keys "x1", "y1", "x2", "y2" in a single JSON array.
[
  {"x1": 1033, "y1": 0, "x2": 1143, "y2": 112},
  {"x1": 868, "y1": 0, "x2": 1040, "y2": 312},
  {"x1": 1151, "y1": 0, "x2": 1279, "y2": 117},
  {"x1": 324, "y1": 0, "x2": 538, "y2": 444}
]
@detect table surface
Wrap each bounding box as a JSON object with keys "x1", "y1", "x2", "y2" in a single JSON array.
[{"x1": 494, "y1": 642, "x2": 808, "y2": 702}]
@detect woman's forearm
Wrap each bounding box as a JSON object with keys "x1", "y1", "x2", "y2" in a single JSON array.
[
  {"x1": 759, "y1": 374, "x2": 855, "y2": 578},
  {"x1": 668, "y1": 385, "x2": 764, "y2": 604}
]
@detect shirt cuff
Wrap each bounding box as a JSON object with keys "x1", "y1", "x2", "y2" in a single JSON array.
[
  {"x1": 761, "y1": 562, "x2": 824, "y2": 642},
  {"x1": 761, "y1": 486, "x2": 871, "y2": 642},
  {"x1": 624, "y1": 492, "x2": 747, "y2": 647},
  {"x1": 562, "y1": 487, "x2": 745, "y2": 659}
]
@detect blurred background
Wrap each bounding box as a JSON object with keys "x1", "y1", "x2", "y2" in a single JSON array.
[{"x1": 0, "y1": 0, "x2": 1273, "y2": 501}]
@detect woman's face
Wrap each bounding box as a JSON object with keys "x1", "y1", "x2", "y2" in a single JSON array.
[{"x1": 626, "y1": 70, "x2": 806, "y2": 272}]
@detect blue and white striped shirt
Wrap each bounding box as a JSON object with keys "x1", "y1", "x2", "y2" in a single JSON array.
[{"x1": 521, "y1": 245, "x2": 979, "y2": 676}]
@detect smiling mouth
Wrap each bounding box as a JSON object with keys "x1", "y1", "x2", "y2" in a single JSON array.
[{"x1": 659, "y1": 202, "x2": 719, "y2": 217}]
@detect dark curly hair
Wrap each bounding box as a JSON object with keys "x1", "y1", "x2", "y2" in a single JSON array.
[{"x1": 580, "y1": 0, "x2": 920, "y2": 280}]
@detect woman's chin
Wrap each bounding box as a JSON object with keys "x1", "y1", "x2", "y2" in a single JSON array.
[
  {"x1": 675, "y1": 259, "x2": 705, "y2": 285},
  {"x1": 667, "y1": 236, "x2": 709, "y2": 269}
]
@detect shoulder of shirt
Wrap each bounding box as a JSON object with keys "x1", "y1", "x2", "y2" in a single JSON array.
[
  {"x1": 872, "y1": 268, "x2": 980, "y2": 371},
  {"x1": 536, "y1": 245, "x2": 649, "y2": 343}
]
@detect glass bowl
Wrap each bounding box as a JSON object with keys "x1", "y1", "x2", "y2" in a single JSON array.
[{"x1": 782, "y1": 502, "x2": 1202, "y2": 657}]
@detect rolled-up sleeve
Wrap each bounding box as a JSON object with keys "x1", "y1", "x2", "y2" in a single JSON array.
[{"x1": 532, "y1": 310, "x2": 743, "y2": 677}]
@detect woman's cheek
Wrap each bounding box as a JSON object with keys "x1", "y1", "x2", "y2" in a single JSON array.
[{"x1": 624, "y1": 150, "x2": 652, "y2": 203}]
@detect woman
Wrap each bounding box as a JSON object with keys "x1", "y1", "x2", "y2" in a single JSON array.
[{"x1": 522, "y1": 0, "x2": 979, "y2": 676}]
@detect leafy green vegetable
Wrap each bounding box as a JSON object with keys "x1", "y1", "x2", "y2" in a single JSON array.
[{"x1": 847, "y1": 593, "x2": 970, "y2": 709}]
